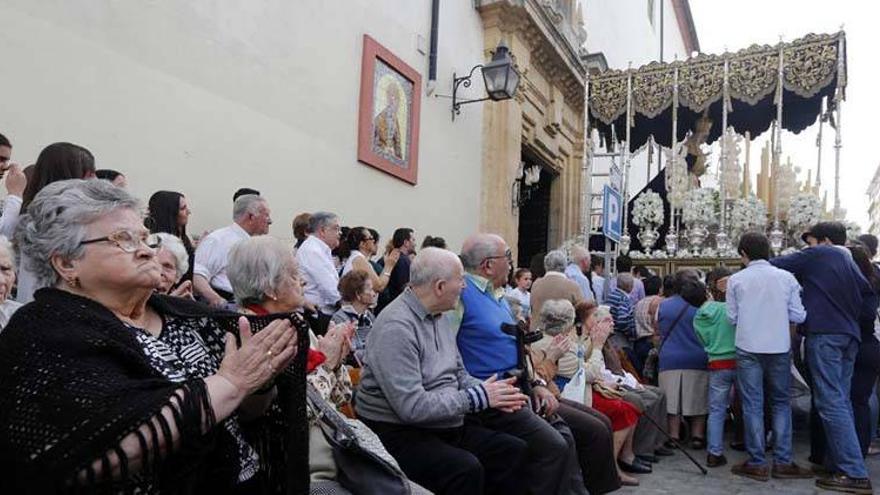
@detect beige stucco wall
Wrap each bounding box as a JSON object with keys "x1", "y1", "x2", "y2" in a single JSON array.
[
  {"x1": 478, "y1": 1, "x2": 586, "y2": 258},
  {"x1": 0, "y1": 0, "x2": 486, "y2": 251}
]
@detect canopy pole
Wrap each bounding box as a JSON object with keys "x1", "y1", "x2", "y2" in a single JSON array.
[
  {"x1": 773, "y1": 43, "x2": 784, "y2": 225},
  {"x1": 769, "y1": 41, "x2": 785, "y2": 253},
  {"x1": 666, "y1": 66, "x2": 680, "y2": 254},
  {"x1": 833, "y1": 33, "x2": 845, "y2": 219},
  {"x1": 720, "y1": 57, "x2": 730, "y2": 231},
  {"x1": 622, "y1": 68, "x2": 633, "y2": 242},
  {"x1": 582, "y1": 73, "x2": 591, "y2": 240},
  {"x1": 716, "y1": 57, "x2": 731, "y2": 254},
  {"x1": 815, "y1": 97, "x2": 824, "y2": 195}
]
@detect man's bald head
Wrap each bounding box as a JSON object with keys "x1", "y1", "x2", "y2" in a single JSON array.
[
  {"x1": 460, "y1": 233, "x2": 505, "y2": 271},
  {"x1": 410, "y1": 247, "x2": 462, "y2": 288}
]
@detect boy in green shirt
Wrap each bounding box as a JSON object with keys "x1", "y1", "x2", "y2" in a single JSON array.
[{"x1": 693, "y1": 268, "x2": 736, "y2": 468}]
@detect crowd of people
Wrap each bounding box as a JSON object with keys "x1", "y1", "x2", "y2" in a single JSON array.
[{"x1": 0, "y1": 134, "x2": 876, "y2": 495}]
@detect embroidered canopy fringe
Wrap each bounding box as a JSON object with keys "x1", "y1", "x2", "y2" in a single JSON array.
[
  {"x1": 588, "y1": 31, "x2": 846, "y2": 152},
  {"x1": 0, "y1": 288, "x2": 309, "y2": 494}
]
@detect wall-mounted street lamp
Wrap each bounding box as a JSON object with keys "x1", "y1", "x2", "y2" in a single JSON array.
[{"x1": 451, "y1": 41, "x2": 520, "y2": 121}]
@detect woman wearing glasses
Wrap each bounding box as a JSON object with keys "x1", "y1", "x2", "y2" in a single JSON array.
[
  {"x1": 0, "y1": 179, "x2": 303, "y2": 493},
  {"x1": 340, "y1": 226, "x2": 400, "y2": 292}
]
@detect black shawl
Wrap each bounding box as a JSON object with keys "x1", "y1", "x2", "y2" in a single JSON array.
[{"x1": 0, "y1": 288, "x2": 309, "y2": 494}]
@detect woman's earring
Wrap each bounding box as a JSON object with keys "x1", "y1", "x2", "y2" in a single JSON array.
[{"x1": 66, "y1": 276, "x2": 80, "y2": 289}]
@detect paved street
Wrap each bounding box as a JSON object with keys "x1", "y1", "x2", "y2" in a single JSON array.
[{"x1": 620, "y1": 397, "x2": 880, "y2": 494}]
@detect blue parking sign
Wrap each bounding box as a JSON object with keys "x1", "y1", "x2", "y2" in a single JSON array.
[{"x1": 603, "y1": 185, "x2": 622, "y2": 242}]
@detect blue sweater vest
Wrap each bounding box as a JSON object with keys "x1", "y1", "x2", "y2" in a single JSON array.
[{"x1": 457, "y1": 277, "x2": 518, "y2": 379}]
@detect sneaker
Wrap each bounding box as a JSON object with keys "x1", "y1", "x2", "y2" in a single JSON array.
[
  {"x1": 815, "y1": 474, "x2": 873, "y2": 494},
  {"x1": 707, "y1": 454, "x2": 727, "y2": 468},
  {"x1": 772, "y1": 462, "x2": 813, "y2": 479},
  {"x1": 731, "y1": 461, "x2": 770, "y2": 482}
]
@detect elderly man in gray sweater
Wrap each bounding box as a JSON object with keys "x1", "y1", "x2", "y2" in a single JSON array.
[{"x1": 357, "y1": 248, "x2": 530, "y2": 495}]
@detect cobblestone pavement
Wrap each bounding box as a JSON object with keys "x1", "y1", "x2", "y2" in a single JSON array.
[{"x1": 618, "y1": 398, "x2": 880, "y2": 494}]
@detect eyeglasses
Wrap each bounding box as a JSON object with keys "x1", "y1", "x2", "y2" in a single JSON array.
[
  {"x1": 80, "y1": 230, "x2": 162, "y2": 253},
  {"x1": 362, "y1": 236, "x2": 375, "y2": 242},
  {"x1": 482, "y1": 248, "x2": 512, "y2": 264}
]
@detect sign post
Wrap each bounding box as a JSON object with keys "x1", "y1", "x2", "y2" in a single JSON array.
[{"x1": 602, "y1": 184, "x2": 622, "y2": 242}]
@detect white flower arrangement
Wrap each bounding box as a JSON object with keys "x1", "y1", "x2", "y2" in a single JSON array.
[
  {"x1": 632, "y1": 190, "x2": 665, "y2": 227},
  {"x1": 682, "y1": 188, "x2": 717, "y2": 227},
  {"x1": 729, "y1": 197, "x2": 768, "y2": 235},
  {"x1": 787, "y1": 193, "x2": 822, "y2": 230},
  {"x1": 665, "y1": 143, "x2": 689, "y2": 208}
]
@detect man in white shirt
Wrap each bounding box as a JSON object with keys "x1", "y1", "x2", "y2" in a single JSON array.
[
  {"x1": 591, "y1": 256, "x2": 606, "y2": 304},
  {"x1": 564, "y1": 245, "x2": 594, "y2": 302},
  {"x1": 296, "y1": 211, "x2": 343, "y2": 327},
  {"x1": 726, "y1": 232, "x2": 810, "y2": 481},
  {"x1": 193, "y1": 194, "x2": 271, "y2": 306}
]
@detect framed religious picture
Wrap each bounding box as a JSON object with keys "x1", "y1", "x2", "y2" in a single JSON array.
[{"x1": 357, "y1": 34, "x2": 422, "y2": 185}]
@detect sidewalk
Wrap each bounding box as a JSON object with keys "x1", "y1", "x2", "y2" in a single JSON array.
[{"x1": 620, "y1": 396, "x2": 880, "y2": 494}]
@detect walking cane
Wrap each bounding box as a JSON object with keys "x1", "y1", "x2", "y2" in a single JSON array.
[{"x1": 637, "y1": 409, "x2": 708, "y2": 475}]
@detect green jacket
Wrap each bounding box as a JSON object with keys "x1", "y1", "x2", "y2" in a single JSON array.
[{"x1": 693, "y1": 301, "x2": 736, "y2": 363}]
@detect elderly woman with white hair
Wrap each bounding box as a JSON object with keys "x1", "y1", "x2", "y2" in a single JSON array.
[
  {"x1": 155, "y1": 232, "x2": 194, "y2": 298},
  {"x1": 226, "y1": 236, "x2": 423, "y2": 495},
  {"x1": 532, "y1": 298, "x2": 645, "y2": 487},
  {"x1": 0, "y1": 179, "x2": 305, "y2": 493},
  {"x1": 0, "y1": 236, "x2": 22, "y2": 330}
]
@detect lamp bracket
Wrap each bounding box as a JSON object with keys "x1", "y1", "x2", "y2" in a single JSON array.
[{"x1": 452, "y1": 64, "x2": 484, "y2": 121}]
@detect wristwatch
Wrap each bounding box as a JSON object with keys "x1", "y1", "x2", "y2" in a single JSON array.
[{"x1": 531, "y1": 377, "x2": 548, "y2": 388}]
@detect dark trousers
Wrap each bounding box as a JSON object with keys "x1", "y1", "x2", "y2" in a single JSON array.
[
  {"x1": 558, "y1": 399, "x2": 621, "y2": 494},
  {"x1": 477, "y1": 406, "x2": 585, "y2": 495},
  {"x1": 852, "y1": 336, "x2": 880, "y2": 455},
  {"x1": 362, "y1": 418, "x2": 528, "y2": 495},
  {"x1": 631, "y1": 337, "x2": 654, "y2": 379}
]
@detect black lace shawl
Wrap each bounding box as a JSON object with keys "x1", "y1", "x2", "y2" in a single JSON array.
[{"x1": 0, "y1": 288, "x2": 309, "y2": 494}]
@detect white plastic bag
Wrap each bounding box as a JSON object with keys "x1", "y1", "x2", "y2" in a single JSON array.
[{"x1": 560, "y1": 366, "x2": 588, "y2": 405}]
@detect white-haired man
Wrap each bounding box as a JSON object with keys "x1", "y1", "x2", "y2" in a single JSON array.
[
  {"x1": 357, "y1": 247, "x2": 530, "y2": 495},
  {"x1": 193, "y1": 194, "x2": 271, "y2": 306},
  {"x1": 452, "y1": 233, "x2": 588, "y2": 495},
  {"x1": 565, "y1": 245, "x2": 595, "y2": 302},
  {"x1": 296, "y1": 211, "x2": 344, "y2": 332}
]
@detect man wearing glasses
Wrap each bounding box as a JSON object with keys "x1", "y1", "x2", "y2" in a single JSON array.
[
  {"x1": 450, "y1": 233, "x2": 585, "y2": 495},
  {"x1": 296, "y1": 211, "x2": 343, "y2": 333}
]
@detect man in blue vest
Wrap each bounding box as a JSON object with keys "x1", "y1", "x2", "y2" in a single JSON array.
[{"x1": 450, "y1": 233, "x2": 586, "y2": 495}]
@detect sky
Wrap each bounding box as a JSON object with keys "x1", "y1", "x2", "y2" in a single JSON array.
[{"x1": 689, "y1": 0, "x2": 880, "y2": 229}]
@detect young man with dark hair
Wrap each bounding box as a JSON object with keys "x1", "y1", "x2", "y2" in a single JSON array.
[
  {"x1": 770, "y1": 224, "x2": 873, "y2": 493},
  {"x1": 375, "y1": 227, "x2": 415, "y2": 313},
  {"x1": 726, "y1": 232, "x2": 809, "y2": 480},
  {"x1": 856, "y1": 233, "x2": 878, "y2": 260}
]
